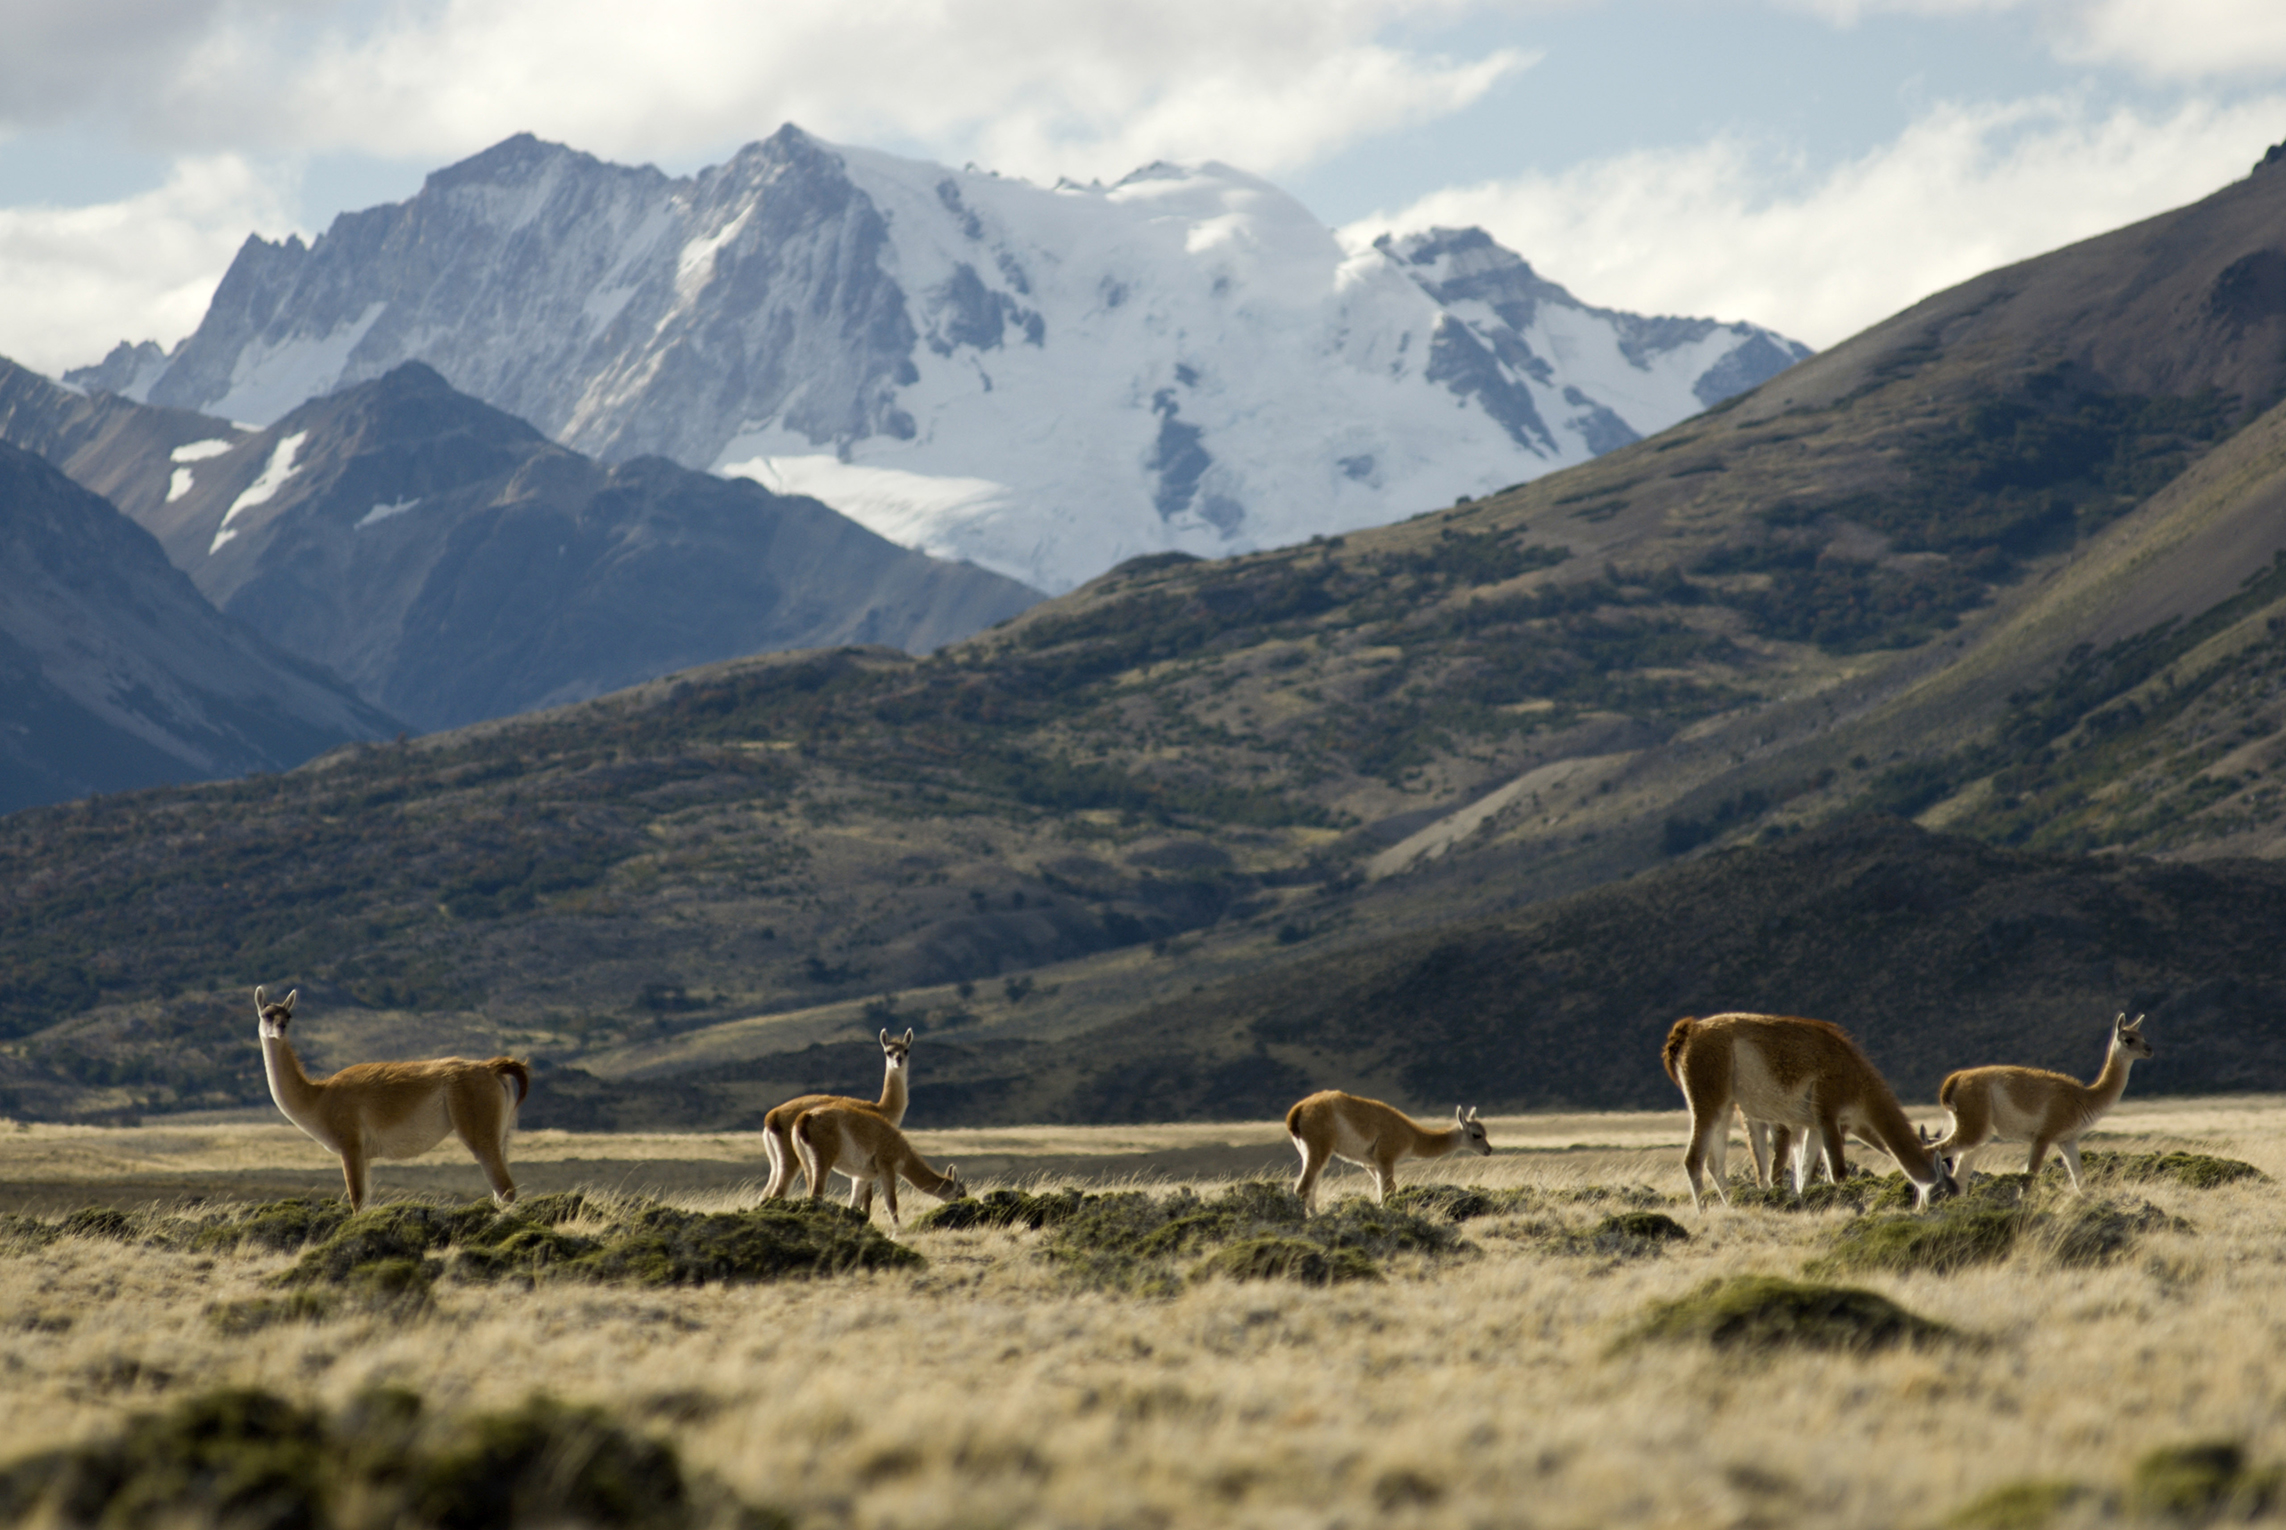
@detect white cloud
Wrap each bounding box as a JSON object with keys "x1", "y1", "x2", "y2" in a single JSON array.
[
  {"x1": 1345, "y1": 93, "x2": 2286, "y2": 348},
  {"x1": 2060, "y1": 0, "x2": 2286, "y2": 81},
  {"x1": 0, "y1": 155, "x2": 298, "y2": 377},
  {"x1": 58, "y1": 1, "x2": 1529, "y2": 185}
]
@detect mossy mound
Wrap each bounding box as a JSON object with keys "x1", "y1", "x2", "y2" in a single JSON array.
[
  {"x1": 559, "y1": 1202, "x2": 920, "y2": 1287},
  {"x1": 0, "y1": 1385, "x2": 781, "y2": 1529},
  {"x1": 204, "y1": 1292, "x2": 336, "y2": 1336},
  {"x1": 1024, "y1": 1181, "x2": 1464, "y2": 1292},
  {"x1": 912, "y1": 1187, "x2": 1087, "y2": 1232},
  {"x1": 193, "y1": 1197, "x2": 352, "y2": 1254},
  {"x1": 1810, "y1": 1202, "x2": 2026, "y2": 1275},
  {"x1": 1621, "y1": 1275, "x2": 1956, "y2": 1354},
  {"x1": 1191, "y1": 1237, "x2": 1382, "y2": 1286},
  {"x1": 1812, "y1": 1190, "x2": 2184, "y2": 1276},
  {"x1": 1942, "y1": 1478, "x2": 2092, "y2": 1530},
  {"x1": 2082, "y1": 1150, "x2": 2268, "y2": 1190},
  {"x1": 2127, "y1": 1441, "x2": 2283, "y2": 1523},
  {"x1": 1386, "y1": 1184, "x2": 1538, "y2": 1222}
]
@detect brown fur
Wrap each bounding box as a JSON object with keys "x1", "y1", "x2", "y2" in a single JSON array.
[
  {"x1": 790, "y1": 1104, "x2": 964, "y2": 1224},
  {"x1": 1285, "y1": 1090, "x2": 1490, "y2": 1213},
  {"x1": 1665, "y1": 1012, "x2": 1956, "y2": 1211},
  {"x1": 252, "y1": 986, "x2": 525, "y2": 1210},
  {"x1": 761, "y1": 1029, "x2": 912, "y2": 1205},
  {"x1": 1930, "y1": 1014, "x2": 2153, "y2": 1190}
]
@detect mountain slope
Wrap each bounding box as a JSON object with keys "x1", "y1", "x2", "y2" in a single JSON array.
[
  {"x1": 77, "y1": 127, "x2": 1808, "y2": 593},
  {"x1": 0, "y1": 439, "x2": 396, "y2": 812},
  {"x1": 3, "y1": 358, "x2": 1040, "y2": 731}
]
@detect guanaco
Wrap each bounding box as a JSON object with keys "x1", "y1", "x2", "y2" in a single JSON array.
[
  {"x1": 791, "y1": 1103, "x2": 965, "y2": 1224},
  {"x1": 253, "y1": 985, "x2": 529, "y2": 1210},
  {"x1": 1930, "y1": 1013, "x2": 2153, "y2": 1191},
  {"x1": 1664, "y1": 1012, "x2": 1957, "y2": 1210},
  {"x1": 1285, "y1": 1091, "x2": 1491, "y2": 1213},
  {"x1": 761, "y1": 1028, "x2": 913, "y2": 1202}
]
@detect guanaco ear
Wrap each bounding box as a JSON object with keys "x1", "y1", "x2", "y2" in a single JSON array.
[
  {"x1": 902, "y1": 1028, "x2": 914, "y2": 1045},
  {"x1": 880, "y1": 1028, "x2": 890, "y2": 1046},
  {"x1": 281, "y1": 989, "x2": 297, "y2": 1014},
  {"x1": 254, "y1": 985, "x2": 268, "y2": 1008},
  {"x1": 1455, "y1": 1105, "x2": 1466, "y2": 1123}
]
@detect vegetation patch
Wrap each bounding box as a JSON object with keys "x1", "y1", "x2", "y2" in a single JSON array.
[
  {"x1": 1385, "y1": 1184, "x2": 1539, "y2": 1221},
  {"x1": 1809, "y1": 1188, "x2": 2183, "y2": 1276},
  {"x1": 2080, "y1": 1150, "x2": 2267, "y2": 1190},
  {"x1": 1190, "y1": 1236, "x2": 1381, "y2": 1286},
  {"x1": 2128, "y1": 1441, "x2": 2283, "y2": 1523},
  {"x1": 1620, "y1": 1275, "x2": 1956, "y2": 1355},
  {"x1": 0, "y1": 1384, "x2": 779, "y2": 1529},
  {"x1": 1943, "y1": 1478, "x2": 2094, "y2": 1530},
  {"x1": 943, "y1": 1181, "x2": 1466, "y2": 1293}
]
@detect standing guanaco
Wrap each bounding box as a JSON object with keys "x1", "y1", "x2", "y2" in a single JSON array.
[
  {"x1": 253, "y1": 986, "x2": 529, "y2": 1211},
  {"x1": 1930, "y1": 1013, "x2": 2153, "y2": 1191},
  {"x1": 1285, "y1": 1091, "x2": 1491, "y2": 1213},
  {"x1": 791, "y1": 1104, "x2": 965, "y2": 1224},
  {"x1": 1663, "y1": 1012, "x2": 1957, "y2": 1210},
  {"x1": 761, "y1": 1028, "x2": 913, "y2": 1203}
]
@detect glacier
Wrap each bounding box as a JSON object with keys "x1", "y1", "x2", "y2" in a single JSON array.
[{"x1": 80, "y1": 126, "x2": 1811, "y2": 595}]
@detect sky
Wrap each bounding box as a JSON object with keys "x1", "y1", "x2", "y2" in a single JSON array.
[{"x1": 2, "y1": 0, "x2": 2284, "y2": 379}]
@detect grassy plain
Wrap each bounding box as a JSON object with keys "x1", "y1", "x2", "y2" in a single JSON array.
[{"x1": 1, "y1": 1099, "x2": 2282, "y2": 1528}]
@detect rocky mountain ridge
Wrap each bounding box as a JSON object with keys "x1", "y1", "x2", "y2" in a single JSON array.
[{"x1": 2, "y1": 358, "x2": 1040, "y2": 731}]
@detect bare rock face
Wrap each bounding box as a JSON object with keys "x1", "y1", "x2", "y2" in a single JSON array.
[
  {"x1": 87, "y1": 126, "x2": 1811, "y2": 594},
  {"x1": 0, "y1": 437, "x2": 397, "y2": 811},
  {"x1": 4, "y1": 358, "x2": 1039, "y2": 733}
]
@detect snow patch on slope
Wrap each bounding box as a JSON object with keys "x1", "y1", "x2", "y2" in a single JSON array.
[
  {"x1": 210, "y1": 431, "x2": 308, "y2": 553},
  {"x1": 208, "y1": 305, "x2": 386, "y2": 426}
]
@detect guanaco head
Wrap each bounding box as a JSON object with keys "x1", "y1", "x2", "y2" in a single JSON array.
[
  {"x1": 2115, "y1": 1012, "x2": 2154, "y2": 1061},
  {"x1": 881, "y1": 1028, "x2": 914, "y2": 1070},
  {"x1": 1455, "y1": 1105, "x2": 1492, "y2": 1157},
  {"x1": 936, "y1": 1164, "x2": 968, "y2": 1201},
  {"x1": 254, "y1": 985, "x2": 298, "y2": 1039}
]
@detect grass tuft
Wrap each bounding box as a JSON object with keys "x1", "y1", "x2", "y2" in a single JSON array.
[
  {"x1": 1620, "y1": 1274, "x2": 1957, "y2": 1354},
  {"x1": 2125, "y1": 1440, "x2": 2285, "y2": 1523},
  {"x1": 1810, "y1": 1202, "x2": 2025, "y2": 1276}
]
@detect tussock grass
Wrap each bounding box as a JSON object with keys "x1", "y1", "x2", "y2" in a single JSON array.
[
  {"x1": 1943, "y1": 1440, "x2": 2286, "y2": 1529},
  {"x1": 1619, "y1": 1274, "x2": 1956, "y2": 1354},
  {"x1": 0, "y1": 1384, "x2": 778, "y2": 1529},
  {"x1": 0, "y1": 1110, "x2": 2271, "y2": 1528}
]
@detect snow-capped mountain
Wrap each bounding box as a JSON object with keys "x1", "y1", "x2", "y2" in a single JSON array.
[{"x1": 76, "y1": 127, "x2": 1811, "y2": 594}]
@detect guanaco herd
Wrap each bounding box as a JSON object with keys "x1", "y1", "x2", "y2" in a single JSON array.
[{"x1": 250, "y1": 987, "x2": 2154, "y2": 1220}]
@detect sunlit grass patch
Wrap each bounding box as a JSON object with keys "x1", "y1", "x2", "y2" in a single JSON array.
[
  {"x1": 1942, "y1": 1477, "x2": 2093, "y2": 1530},
  {"x1": 1189, "y1": 1237, "x2": 1381, "y2": 1286},
  {"x1": 1810, "y1": 1189, "x2": 2187, "y2": 1276},
  {"x1": 1619, "y1": 1274, "x2": 1957, "y2": 1355}
]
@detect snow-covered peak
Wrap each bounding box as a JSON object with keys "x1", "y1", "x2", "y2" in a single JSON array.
[{"x1": 86, "y1": 127, "x2": 1811, "y2": 594}]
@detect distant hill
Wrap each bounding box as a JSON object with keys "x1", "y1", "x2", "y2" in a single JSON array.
[
  {"x1": 0, "y1": 439, "x2": 395, "y2": 813},
  {"x1": 10, "y1": 149, "x2": 2286, "y2": 1125},
  {"x1": 0, "y1": 359, "x2": 1040, "y2": 730},
  {"x1": 68, "y1": 126, "x2": 1808, "y2": 593}
]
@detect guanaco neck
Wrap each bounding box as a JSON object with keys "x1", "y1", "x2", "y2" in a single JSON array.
[
  {"x1": 1859, "y1": 1091, "x2": 1947, "y2": 1189},
  {"x1": 2086, "y1": 1037, "x2": 2138, "y2": 1110},
  {"x1": 1413, "y1": 1121, "x2": 1467, "y2": 1159},
  {"x1": 877, "y1": 1059, "x2": 909, "y2": 1127},
  {"x1": 260, "y1": 1029, "x2": 330, "y2": 1135}
]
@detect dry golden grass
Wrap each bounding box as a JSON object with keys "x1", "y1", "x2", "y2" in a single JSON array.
[{"x1": 2, "y1": 1101, "x2": 2283, "y2": 1528}]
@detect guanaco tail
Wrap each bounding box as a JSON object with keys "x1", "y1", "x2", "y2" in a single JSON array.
[
  {"x1": 791, "y1": 1104, "x2": 965, "y2": 1224},
  {"x1": 1929, "y1": 1013, "x2": 2153, "y2": 1191},
  {"x1": 761, "y1": 1028, "x2": 912, "y2": 1203},
  {"x1": 253, "y1": 986, "x2": 529, "y2": 1211},
  {"x1": 1285, "y1": 1090, "x2": 1491, "y2": 1213},
  {"x1": 1663, "y1": 1012, "x2": 1957, "y2": 1210}
]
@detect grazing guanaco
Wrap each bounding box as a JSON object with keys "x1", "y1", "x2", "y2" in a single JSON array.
[
  {"x1": 1930, "y1": 1013, "x2": 2154, "y2": 1191},
  {"x1": 252, "y1": 985, "x2": 529, "y2": 1211},
  {"x1": 790, "y1": 1104, "x2": 965, "y2": 1225},
  {"x1": 1663, "y1": 1012, "x2": 1957, "y2": 1210},
  {"x1": 1285, "y1": 1091, "x2": 1491, "y2": 1213},
  {"x1": 761, "y1": 1028, "x2": 913, "y2": 1203}
]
